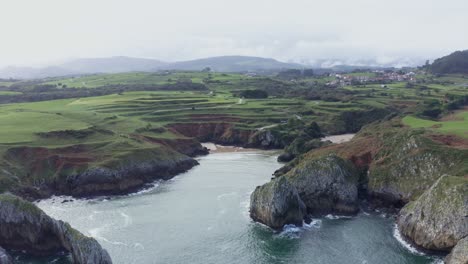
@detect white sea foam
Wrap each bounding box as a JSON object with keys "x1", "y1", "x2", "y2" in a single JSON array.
[
  {"x1": 133, "y1": 243, "x2": 145, "y2": 250},
  {"x1": 392, "y1": 224, "x2": 425, "y2": 255},
  {"x1": 120, "y1": 211, "x2": 132, "y2": 227},
  {"x1": 216, "y1": 192, "x2": 237, "y2": 200},
  {"x1": 325, "y1": 214, "x2": 353, "y2": 220},
  {"x1": 89, "y1": 226, "x2": 127, "y2": 246},
  {"x1": 127, "y1": 182, "x2": 161, "y2": 196},
  {"x1": 279, "y1": 224, "x2": 302, "y2": 238},
  {"x1": 303, "y1": 219, "x2": 322, "y2": 229}
]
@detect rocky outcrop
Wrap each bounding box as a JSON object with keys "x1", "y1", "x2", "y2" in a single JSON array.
[
  {"x1": 250, "y1": 154, "x2": 361, "y2": 229},
  {"x1": 283, "y1": 120, "x2": 468, "y2": 207},
  {"x1": 250, "y1": 176, "x2": 305, "y2": 229},
  {"x1": 56, "y1": 153, "x2": 198, "y2": 197},
  {"x1": 397, "y1": 176, "x2": 468, "y2": 251},
  {"x1": 0, "y1": 246, "x2": 12, "y2": 264},
  {"x1": 169, "y1": 122, "x2": 253, "y2": 146},
  {"x1": 368, "y1": 129, "x2": 467, "y2": 204},
  {"x1": 445, "y1": 237, "x2": 468, "y2": 264},
  {"x1": 278, "y1": 138, "x2": 329, "y2": 162},
  {"x1": 169, "y1": 122, "x2": 284, "y2": 149},
  {"x1": 4, "y1": 144, "x2": 201, "y2": 199},
  {"x1": 130, "y1": 135, "x2": 209, "y2": 157},
  {"x1": 0, "y1": 193, "x2": 112, "y2": 263},
  {"x1": 284, "y1": 154, "x2": 360, "y2": 215},
  {"x1": 248, "y1": 130, "x2": 284, "y2": 149}
]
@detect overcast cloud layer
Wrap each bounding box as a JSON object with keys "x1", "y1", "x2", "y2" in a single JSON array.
[{"x1": 1, "y1": 0, "x2": 467, "y2": 67}]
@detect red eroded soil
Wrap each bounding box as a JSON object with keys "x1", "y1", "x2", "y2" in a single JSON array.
[{"x1": 426, "y1": 134, "x2": 468, "y2": 149}]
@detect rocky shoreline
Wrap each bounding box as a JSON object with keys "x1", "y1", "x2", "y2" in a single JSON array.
[
  {"x1": 249, "y1": 119, "x2": 468, "y2": 263},
  {"x1": 4, "y1": 138, "x2": 209, "y2": 201},
  {"x1": 0, "y1": 137, "x2": 210, "y2": 263},
  {"x1": 0, "y1": 193, "x2": 112, "y2": 264},
  {"x1": 1, "y1": 118, "x2": 466, "y2": 263}
]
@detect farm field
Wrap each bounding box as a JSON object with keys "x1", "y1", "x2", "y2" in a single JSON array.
[
  {"x1": 1, "y1": 71, "x2": 466, "y2": 147},
  {"x1": 402, "y1": 111, "x2": 468, "y2": 138}
]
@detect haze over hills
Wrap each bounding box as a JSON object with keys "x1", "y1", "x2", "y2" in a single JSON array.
[
  {"x1": 1, "y1": 52, "x2": 465, "y2": 79},
  {"x1": 163, "y1": 56, "x2": 303, "y2": 72},
  {"x1": 60, "y1": 56, "x2": 167, "y2": 74},
  {"x1": 0, "y1": 56, "x2": 304, "y2": 79}
]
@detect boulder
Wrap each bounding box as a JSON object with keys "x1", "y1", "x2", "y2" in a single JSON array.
[
  {"x1": 0, "y1": 193, "x2": 112, "y2": 264},
  {"x1": 285, "y1": 154, "x2": 360, "y2": 215},
  {"x1": 445, "y1": 237, "x2": 468, "y2": 264},
  {"x1": 250, "y1": 176, "x2": 305, "y2": 229},
  {"x1": 397, "y1": 176, "x2": 468, "y2": 251}
]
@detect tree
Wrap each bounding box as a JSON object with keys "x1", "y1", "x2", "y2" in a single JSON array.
[
  {"x1": 239, "y1": 89, "x2": 268, "y2": 99},
  {"x1": 304, "y1": 122, "x2": 322, "y2": 138},
  {"x1": 303, "y1": 69, "x2": 314, "y2": 77}
]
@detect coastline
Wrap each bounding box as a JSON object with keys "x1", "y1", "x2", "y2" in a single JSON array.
[{"x1": 201, "y1": 142, "x2": 271, "y2": 153}]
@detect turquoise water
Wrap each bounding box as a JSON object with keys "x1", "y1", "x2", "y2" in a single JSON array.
[{"x1": 29, "y1": 151, "x2": 439, "y2": 264}]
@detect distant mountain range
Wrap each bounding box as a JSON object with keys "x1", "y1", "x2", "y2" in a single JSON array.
[
  {"x1": 1, "y1": 53, "x2": 453, "y2": 79},
  {"x1": 0, "y1": 56, "x2": 304, "y2": 79}
]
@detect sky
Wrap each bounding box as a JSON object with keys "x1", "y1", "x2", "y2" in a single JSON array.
[{"x1": 0, "y1": 0, "x2": 467, "y2": 67}]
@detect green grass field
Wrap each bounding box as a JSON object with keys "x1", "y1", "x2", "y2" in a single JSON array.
[
  {"x1": 1, "y1": 70, "x2": 466, "y2": 149},
  {"x1": 402, "y1": 112, "x2": 468, "y2": 138}
]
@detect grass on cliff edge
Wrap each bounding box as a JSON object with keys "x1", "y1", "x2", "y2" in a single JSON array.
[{"x1": 402, "y1": 111, "x2": 468, "y2": 138}]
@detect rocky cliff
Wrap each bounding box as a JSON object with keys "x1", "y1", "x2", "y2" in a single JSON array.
[
  {"x1": 55, "y1": 150, "x2": 199, "y2": 197},
  {"x1": 169, "y1": 122, "x2": 285, "y2": 149},
  {"x1": 397, "y1": 176, "x2": 467, "y2": 251},
  {"x1": 250, "y1": 154, "x2": 361, "y2": 229},
  {"x1": 250, "y1": 119, "x2": 468, "y2": 237},
  {"x1": 3, "y1": 142, "x2": 203, "y2": 199},
  {"x1": 284, "y1": 154, "x2": 360, "y2": 215},
  {"x1": 250, "y1": 176, "x2": 305, "y2": 229},
  {"x1": 0, "y1": 193, "x2": 112, "y2": 263},
  {"x1": 367, "y1": 129, "x2": 467, "y2": 204},
  {"x1": 445, "y1": 237, "x2": 468, "y2": 264}
]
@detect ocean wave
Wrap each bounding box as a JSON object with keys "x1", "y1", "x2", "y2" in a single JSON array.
[
  {"x1": 127, "y1": 182, "x2": 161, "y2": 197},
  {"x1": 325, "y1": 214, "x2": 354, "y2": 220},
  {"x1": 279, "y1": 224, "x2": 303, "y2": 238},
  {"x1": 217, "y1": 192, "x2": 238, "y2": 200},
  {"x1": 392, "y1": 223, "x2": 425, "y2": 256},
  {"x1": 89, "y1": 226, "x2": 128, "y2": 246},
  {"x1": 303, "y1": 219, "x2": 322, "y2": 229},
  {"x1": 278, "y1": 219, "x2": 322, "y2": 238},
  {"x1": 120, "y1": 211, "x2": 132, "y2": 227}
]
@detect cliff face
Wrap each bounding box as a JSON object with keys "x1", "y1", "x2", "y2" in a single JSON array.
[
  {"x1": 56, "y1": 151, "x2": 199, "y2": 197},
  {"x1": 445, "y1": 237, "x2": 468, "y2": 264},
  {"x1": 397, "y1": 176, "x2": 468, "y2": 251},
  {"x1": 367, "y1": 129, "x2": 467, "y2": 203},
  {"x1": 250, "y1": 154, "x2": 360, "y2": 229},
  {"x1": 250, "y1": 176, "x2": 305, "y2": 229},
  {"x1": 169, "y1": 122, "x2": 284, "y2": 149},
  {"x1": 282, "y1": 120, "x2": 468, "y2": 206},
  {"x1": 4, "y1": 141, "x2": 204, "y2": 199},
  {"x1": 284, "y1": 154, "x2": 360, "y2": 215},
  {"x1": 250, "y1": 119, "x2": 468, "y2": 240},
  {"x1": 0, "y1": 193, "x2": 112, "y2": 264}
]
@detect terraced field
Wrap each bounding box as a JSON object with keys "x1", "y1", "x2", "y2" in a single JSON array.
[{"x1": 0, "y1": 70, "x2": 466, "y2": 197}]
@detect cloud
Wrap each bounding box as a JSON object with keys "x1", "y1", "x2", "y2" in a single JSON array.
[{"x1": 0, "y1": 0, "x2": 466, "y2": 67}]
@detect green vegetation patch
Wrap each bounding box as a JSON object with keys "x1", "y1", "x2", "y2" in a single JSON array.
[{"x1": 402, "y1": 113, "x2": 468, "y2": 138}]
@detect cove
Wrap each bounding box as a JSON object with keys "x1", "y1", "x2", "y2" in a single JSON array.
[{"x1": 28, "y1": 150, "x2": 440, "y2": 264}]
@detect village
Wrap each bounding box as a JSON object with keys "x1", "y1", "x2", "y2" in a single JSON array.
[{"x1": 326, "y1": 70, "x2": 417, "y2": 87}]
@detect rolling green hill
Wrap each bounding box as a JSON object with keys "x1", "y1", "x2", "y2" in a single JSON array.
[{"x1": 429, "y1": 50, "x2": 468, "y2": 74}]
